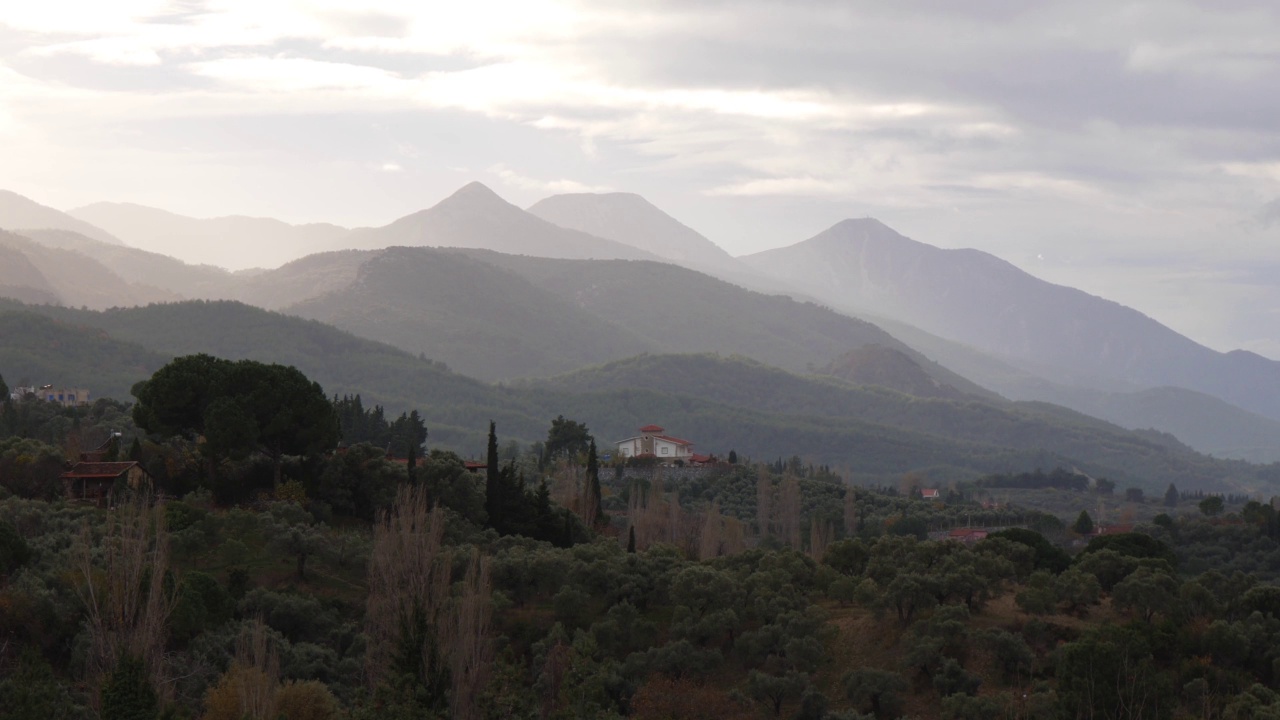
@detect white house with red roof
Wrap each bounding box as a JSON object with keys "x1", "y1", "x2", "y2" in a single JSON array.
[{"x1": 616, "y1": 424, "x2": 695, "y2": 462}]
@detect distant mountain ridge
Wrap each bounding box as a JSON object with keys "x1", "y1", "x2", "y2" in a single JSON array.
[
  {"x1": 343, "y1": 182, "x2": 663, "y2": 261},
  {"x1": 2, "y1": 182, "x2": 1277, "y2": 463},
  {"x1": 4, "y1": 299, "x2": 1275, "y2": 492},
  {"x1": 528, "y1": 192, "x2": 735, "y2": 269},
  {"x1": 68, "y1": 201, "x2": 349, "y2": 271},
  {"x1": 0, "y1": 190, "x2": 123, "y2": 245},
  {"x1": 742, "y1": 218, "x2": 1280, "y2": 423}
]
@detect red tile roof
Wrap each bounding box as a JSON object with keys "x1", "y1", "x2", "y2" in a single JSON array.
[
  {"x1": 921, "y1": 488, "x2": 941, "y2": 499},
  {"x1": 690, "y1": 454, "x2": 713, "y2": 463},
  {"x1": 639, "y1": 424, "x2": 665, "y2": 433},
  {"x1": 655, "y1": 435, "x2": 693, "y2": 446},
  {"x1": 61, "y1": 461, "x2": 141, "y2": 479}
]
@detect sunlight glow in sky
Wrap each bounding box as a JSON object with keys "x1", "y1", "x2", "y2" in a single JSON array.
[{"x1": 2, "y1": 0, "x2": 1279, "y2": 355}]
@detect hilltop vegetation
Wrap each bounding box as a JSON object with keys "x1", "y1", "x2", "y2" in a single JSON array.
[
  {"x1": 6, "y1": 362, "x2": 1280, "y2": 719},
  {"x1": 2, "y1": 299, "x2": 1277, "y2": 490}
]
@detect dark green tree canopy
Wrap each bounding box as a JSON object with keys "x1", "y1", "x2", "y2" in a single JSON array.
[
  {"x1": 544, "y1": 415, "x2": 592, "y2": 463},
  {"x1": 133, "y1": 354, "x2": 339, "y2": 469}
]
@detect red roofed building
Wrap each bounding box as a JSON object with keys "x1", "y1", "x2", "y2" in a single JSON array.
[
  {"x1": 616, "y1": 425, "x2": 694, "y2": 463},
  {"x1": 921, "y1": 488, "x2": 941, "y2": 500},
  {"x1": 60, "y1": 461, "x2": 152, "y2": 506},
  {"x1": 947, "y1": 528, "x2": 989, "y2": 544}
]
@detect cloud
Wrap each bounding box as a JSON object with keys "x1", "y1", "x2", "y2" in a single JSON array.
[
  {"x1": 4, "y1": 1, "x2": 1280, "y2": 353},
  {"x1": 488, "y1": 163, "x2": 612, "y2": 194}
]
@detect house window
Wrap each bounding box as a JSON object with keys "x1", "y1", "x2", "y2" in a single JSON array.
[{"x1": 661, "y1": 447, "x2": 669, "y2": 455}]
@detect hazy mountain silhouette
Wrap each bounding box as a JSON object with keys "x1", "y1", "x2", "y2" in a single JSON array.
[
  {"x1": 0, "y1": 190, "x2": 123, "y2": 245},
  {"x1": 742, "y1": 218, "x2": 1280, "y2": 423},
  {"x1": 5, "y1": 297, "x2": 1271, "y2": 490},
  {"x1": 345, "y1": 182, "x2": 662, "y2": 261},
  {"x1": 528, "y1": 192, "x2": 735, "y2": 269},
  {"x1": 17, "y1": 228, "x2": 234, "y2": 297},
  {"x1": 0, "y1": 231, "x2": 178, "y2": 308},
  {"x1": 68, "y1": 202, "x2": 350, "y2": 270}
]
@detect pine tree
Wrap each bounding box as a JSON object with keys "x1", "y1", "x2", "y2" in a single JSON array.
[
  {"x1": 728, "y1": 449, "x2": 738, "y2": 464},
  {"x1": 1163, "y1": 483, "x2": 1179, "y2": 508},
  {"x1": 627, "y1": 526, "x2": 636, "y2": 553},
  {"x1": 128, "y1": 438, "x2": 143, "y2": 463}
]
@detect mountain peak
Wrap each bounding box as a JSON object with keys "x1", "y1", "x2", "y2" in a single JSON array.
[
  {"x1": 527, "y1": 190, "x2": 734, "y2": 268},
  {"x1": 444, "y1": 181, "x2": 506, "y2": 204},
  {"x1": 0, "y1": 189, "x2": 124, "y2": 246}
]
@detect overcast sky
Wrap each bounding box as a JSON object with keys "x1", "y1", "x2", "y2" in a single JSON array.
[{"x1": 2, "y1": 1, "x2": 1278, "y2": 357}]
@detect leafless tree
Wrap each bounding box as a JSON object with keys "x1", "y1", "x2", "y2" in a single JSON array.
[
  {"x1": 843, "y1": 486, "x2": 859, "y2": 536},
  {"x1": 364, "y1": 484, "x2": 451, "y2": 688},
  {"x1": 449, "y1": 548, "x2": 494, "y2": 720},
  {"x1": 756, "y1": 465, "x2": 774, "y2": 539},
  {"x1": 778, "y1": 474, "x2": 803, "y2": 549},
  {"x1": 75, "y1": 492, "x2": 178, "y2": 704}
]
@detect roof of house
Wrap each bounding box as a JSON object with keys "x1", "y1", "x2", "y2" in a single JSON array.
[
  {"x1": 921, "y1": 488, "x2": 941, "y2": 498},
  {"x1": 61, "y1": 461, "x2": 142, "y2": 480},
  {"x1": 691, "y1": 454, "x2": 713, "y2": 463},
  {"x1": 638, "y1": 424, "x2": 665, "y2": 433},
  {"x1": 655, "y1": 434, "x2": 693, "y2": 447}
]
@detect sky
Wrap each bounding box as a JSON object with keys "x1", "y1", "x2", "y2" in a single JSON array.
[{"x1": 1, "y1": 1, "x2": 1278, "y2": 357}]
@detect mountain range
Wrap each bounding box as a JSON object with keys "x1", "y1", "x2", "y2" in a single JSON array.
[
  {"x1": 2, "y1": 298, "x2": 1273, "y2": 493},
  {"x1": 1, "y1": 182, "x2": 1278, "y2": 465}
]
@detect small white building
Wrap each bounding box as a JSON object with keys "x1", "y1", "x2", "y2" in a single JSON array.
[{"x1": 616, "y1": 425, "x2": 694, "y2": 462}]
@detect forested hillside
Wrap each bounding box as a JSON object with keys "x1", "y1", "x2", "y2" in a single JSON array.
[
  {"x1": 2, "y1": 299, "x2": 1277, "y2": 490},
  {"x1": 5, "y1": 367, "x2": 1280, "y2": 719}
]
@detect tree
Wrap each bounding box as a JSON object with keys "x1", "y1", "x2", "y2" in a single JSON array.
[
  {"x1": 100, "y1": 654, "x2": 158, "y2": 720},
  {"x1": 1199, "y1": 495, "x2": 1225, "y2": 516},
  {"x1": 844, "y1": 668, "x2": 907, "y2": 719},
  {"x1": 1112, "y1": 567, "x2": 1181, "y2": 623},
  {"x1": 1095, "y1": 478, "x2": 1115, "y2": 495},
  {"x1": 728, "y1": 450, "x2": 738, "y2": 464},
  {"x1": 544, "y1": 415, "x2": 591, "y2": 465},
  {"x1": 0, "y1": 371, "x2": 8, "y2": 401},
  {"x1": 133, "y1": 355, "x2": 339, "y2": 486},
  {"x1": 485, "y1": 421, "x2": 500, "y2": 526},
  {"x1": 1164, "y1": 483, "x2": 1179, "y2": 507},
  {"x1": 1125, "y1": 487, "x2": 1144, "y2": 503},
  {"x1": 587, "y1": 439, "x2": 603, "y2": 527},
  {"x1": 1072, "y1": 510, "x2": 1094, "y2": 536},
  {"x1": 627, "y1": 526, "x2": 636, "y2": 554}
]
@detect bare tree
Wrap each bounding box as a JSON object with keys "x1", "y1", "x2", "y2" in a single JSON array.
[
  {"x1": 365, "y1": 484, "x2": 451, "y2": 688},
  {"x1": 449, "y1": 548, "x2": 494, "y2": 720},
  {"x1": 698, "y1": 501, "x2": 725, "y2": 561},
  {"x1": 778, "y1": 474, "x2": 803, "y2": 549},
  {"x1": 235, "y1": 619, "x2": 280, "y2": 720},
  {"x1": 756, "y1": 465, "x2": 774, "y2": 539},
  {"x1": 809, "y1": 519, "x2": 833, "y2": 563},
  {"x1": 843, "y1": 487, "x2": 859, "y2": 536},
  {"x1": 75, "y1": 492, "x2": 178, "y2": 704}
]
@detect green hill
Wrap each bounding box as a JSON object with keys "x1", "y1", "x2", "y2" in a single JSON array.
[
  {"x1": 3, "y1": 299, "x2": 1274, "y2": 490},
  {"x1": 527, "y1": 353, "x2": 1261, "y2": 489}
]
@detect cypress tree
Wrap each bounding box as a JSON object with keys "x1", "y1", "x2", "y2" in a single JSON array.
[
  {"x1": 627, "y1": 526, "x2": 636, "y2": 554},
  {"x1": 1163, "y1": 483, "x2": 1179, "y2": 508},
  {"x1": 587, "y1": 439, "x2": 603, "y2": 527},
  {"x1": 485, "y1": 421, "x2": 500, "y2": 528}
]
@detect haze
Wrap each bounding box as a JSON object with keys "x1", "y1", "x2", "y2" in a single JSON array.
[{"x1": 2, "y1": 1, "x2": 1278, "y2": 357}]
